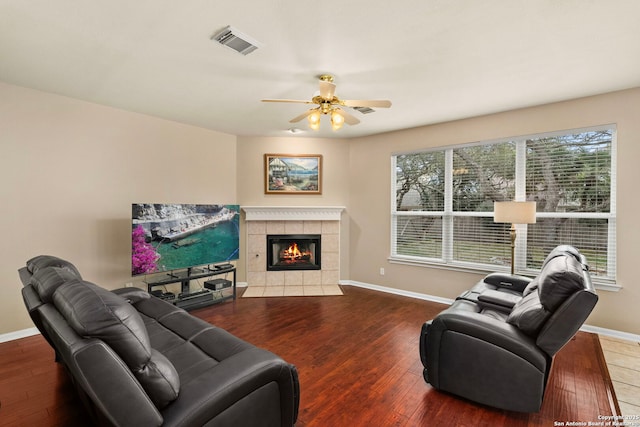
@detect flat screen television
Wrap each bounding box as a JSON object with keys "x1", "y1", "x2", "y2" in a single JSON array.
[{"x1": 131, "y1": 203, "x2": 240, "y2": 276}]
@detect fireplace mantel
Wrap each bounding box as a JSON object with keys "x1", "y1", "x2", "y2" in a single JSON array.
[{"x1": 242, "y1": 206, "x2": 345, "y2": 221}]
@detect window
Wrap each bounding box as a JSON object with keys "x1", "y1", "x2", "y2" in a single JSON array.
[{"x1": 391, "y1": 126, "x2": 616, "y2": 284}]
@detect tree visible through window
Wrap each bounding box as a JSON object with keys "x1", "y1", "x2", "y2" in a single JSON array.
[{"x1": 392, "y1": 126, "x2": 615, "y2": 282}]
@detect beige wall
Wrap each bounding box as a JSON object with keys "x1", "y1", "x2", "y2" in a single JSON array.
[
  {"x1": 236, "y1": 136, "x2": 351, "y2": 281},
  {"x1": 347, "y1": 88, "x2": 640, "y2": 335},
  {"x1": 2, "y1": 81, "x2": 638, "y2": 337},
  {"x1": 0, "y1": 82, "x2": 236, "y2": 334}
]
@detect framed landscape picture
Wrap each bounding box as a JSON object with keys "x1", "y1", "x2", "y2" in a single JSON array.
[{"x1": 264, "y1": 154, "x2": 322, "y2": 194}]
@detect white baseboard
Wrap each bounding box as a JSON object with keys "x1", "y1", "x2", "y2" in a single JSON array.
[
  {"x1": 580, "y1": 324, "x2": 640, "y2": 343},
  {"x1": 0, "y1": 327, "x2": 39, "y2": 343},
  {"x1": 339, "y1": 280, "x2": 640, "y2": 343},
  {"x1": 340, "y1": 280, "x2": 455, "y2": 305}
]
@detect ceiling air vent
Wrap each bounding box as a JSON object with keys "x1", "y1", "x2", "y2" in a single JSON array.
[
  {"x1": 212, "y1": 25, "x2": 262, "y2": 55},
  {"x1": 353, "y1": 106, "x2": 376, "y2": 114}
]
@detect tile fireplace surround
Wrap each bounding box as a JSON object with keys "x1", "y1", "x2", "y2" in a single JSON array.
[{"x1": 242, "y1": 206, "x2": 345, "y2": 297}]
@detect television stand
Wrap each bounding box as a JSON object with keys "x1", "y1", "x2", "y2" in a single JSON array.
[{"x1": 144, "y1": 266, "x2": 236, "y2": 311}]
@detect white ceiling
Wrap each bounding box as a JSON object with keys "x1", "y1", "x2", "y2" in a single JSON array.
[{"x1": 1, "y1": 0, "x2": 639, "y2": 139}]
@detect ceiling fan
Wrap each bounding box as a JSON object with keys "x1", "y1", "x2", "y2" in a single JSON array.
[{"x1": 262, "y1": 74, "x2": 392, "y2": 130}]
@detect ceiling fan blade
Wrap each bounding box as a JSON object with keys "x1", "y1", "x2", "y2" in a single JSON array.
[
  {"x1": 262, "y1": 99, "x2": 315, "y2": 104},
  {"x1": 289, "y1": 109, "x2": 315, "y2": 123},
  {"x1": 342, "y1": 99, "x2": 392, "y2": 108},
  {"x1": 334, "y1": 108, "x2": 360, "y2": 125},
  {"x1": 319, "y1": 80, "x2": 336, "y2": 101}
]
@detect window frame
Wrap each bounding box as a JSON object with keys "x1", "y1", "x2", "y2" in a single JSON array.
[{"x1": 390, "y1": 125, "x2": 618, "y2": 290}]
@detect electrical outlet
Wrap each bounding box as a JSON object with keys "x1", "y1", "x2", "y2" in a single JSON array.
[
  {"x1": 125, "y1": 282, "x2": 133, "y2": 288},
  {"x1": 379, "y1": 268, "x2": 385, "y2": 276}
]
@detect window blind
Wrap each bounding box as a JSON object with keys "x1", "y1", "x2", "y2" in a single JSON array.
[{"x1": 391, "y1": 126, "x2": 616, "y2": 282}]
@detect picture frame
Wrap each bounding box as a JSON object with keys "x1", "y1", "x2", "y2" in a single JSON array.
[{"x1": 264, "y1": 154, "x2": 323, "y2": 194}]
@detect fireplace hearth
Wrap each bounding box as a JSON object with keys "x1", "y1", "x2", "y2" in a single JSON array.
[{"x1": 267, "y1": 234, "x2": 321, "y2": 271}]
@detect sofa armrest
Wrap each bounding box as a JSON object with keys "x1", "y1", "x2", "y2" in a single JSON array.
[
  {"x1": 483, "y1": 272, "x2": 532, "y2": 293},
  {"x1": 21, "y1": 284, "x2": 43, "y2": 314},
  {"x1": 421, "y1": 308, "x2": 551, "y2": 412},
  {"x1": 477, "y1": 289, "x2": 521, "y2": 311},
  {"x1": 73, "y1": 342, "x2": 164, "y2": 426},
  {"x1": 39, "y1": 304, "x2": 163, "y2": 427},
  {"x1": 112, "y1": 287, "x2": 151, "y2": 304},
  {"x1": 21, "y1": 285, "x2": 58, "y2": 355},
  {"x1": 424, "y1": 308, "x2": 547, "y2": 374},
  {"x1": 161, "y1": 347, "x2": 299, "y2": 427},
  {"x1": 18, "y1": 266, "x2": 33, "y2": 286}
]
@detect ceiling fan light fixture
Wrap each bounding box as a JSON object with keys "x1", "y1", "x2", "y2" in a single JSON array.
[
  {"x1": 308, "y1": 110, "x2": 321, "y2": 131},
  {"x1": 262, "y1": 74, "x2": 390, "y2": 130},
  {"x1": 331, "y1": 110, "x2": 345, "y2": 130}
]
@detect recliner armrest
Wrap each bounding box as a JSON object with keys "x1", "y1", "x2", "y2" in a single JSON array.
[
  {"x1": 161, "y1": 347, "x2": 299, "y2": 427},
  {"x1": 483, "y1": 273, "x2": 532, "y2": 293},
  {"x1": 112, "y1": 287, "x2": 151, "y2": 304},
  {"x1": 74, "y1": 341, "x2": 164, "y2": 426},
  {"x1": 421, "y1": 308, "x2": 551, "y2": 412},
  {"x1": 18, "y1": 266, "x2": 33, "y2": 286},
  {"x1": 477, "y1": 289, "x2": 521, "y2": 312},
  {"x1": 426, "y1": 308, "x2": 547, "y2": 372},
  {"x1": 39, "y1": 304, "x2": 163, "y2": 427}
]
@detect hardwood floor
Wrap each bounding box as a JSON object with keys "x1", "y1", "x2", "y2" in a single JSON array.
[
  {"x1": 0, "y1": 285, "x2": 619, "y2": 426},
  {"x1": 0, "y1": 335, "x2": 92, "y2": 426}
]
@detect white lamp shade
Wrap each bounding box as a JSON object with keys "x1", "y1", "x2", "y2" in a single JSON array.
[{"x1": 494, "y1": 201, "x2": 536, "y2": 224}]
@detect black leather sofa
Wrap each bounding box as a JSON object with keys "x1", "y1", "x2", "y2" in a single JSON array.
[
  {"x1": 419, "y1": 245, "x2": 598, "y2": 412},
  {"x1": 19, "y1": 255, "x2": 300, "y2": 427}
]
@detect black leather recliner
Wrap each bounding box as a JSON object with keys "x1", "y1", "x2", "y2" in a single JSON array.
[
  {"x1": 419, "y1": 245, "x2": 598, "y2": 412},
  {"x1": 19, "y1": 255, "x2": 300, "y2": 427}
]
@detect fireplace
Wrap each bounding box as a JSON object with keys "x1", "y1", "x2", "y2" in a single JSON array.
[{"x1": 267, "y1": 234, "x2": 321, "y2": 271}]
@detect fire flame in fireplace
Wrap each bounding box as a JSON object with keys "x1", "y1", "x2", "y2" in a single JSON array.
[
  {"x1": 269, "y1": 236, "x2": 319, "y2": 270},
  {"x1": 281, "y1": 242, "x2": 311, "y2": 261},
  {"x1": 285, "y1": 243, "x2": 302, "y2": 259}
]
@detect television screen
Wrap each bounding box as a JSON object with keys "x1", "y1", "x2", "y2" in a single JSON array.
[{"x1": 131, "y1": 203, "x2": 240, "y2": 276}]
